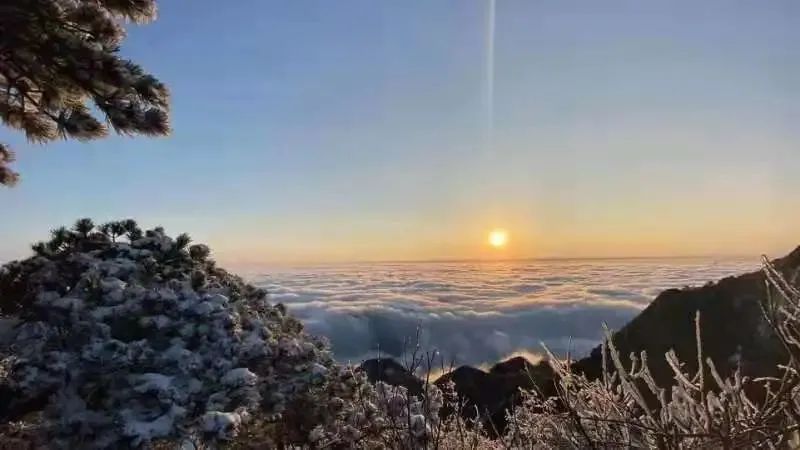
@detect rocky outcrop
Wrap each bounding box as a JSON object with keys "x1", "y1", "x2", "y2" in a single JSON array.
[
  {"x1": 361, "y1": 355, "x2": 557, "y2": 435},
  {"x1": 360, "y1": 358, "x2": 423, "y2": 396},
  {"x1": 435, "y1": 357, "x2": 556, "y2": 435}
]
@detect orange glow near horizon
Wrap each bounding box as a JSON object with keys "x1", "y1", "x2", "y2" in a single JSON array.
[{"x1": 195, "y1": 193, "x2": 800, "y2": 266}]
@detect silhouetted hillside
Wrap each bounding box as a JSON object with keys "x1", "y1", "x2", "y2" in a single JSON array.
[{"x1": 574, "y1": 246, "x2": 800, "y2": 390}]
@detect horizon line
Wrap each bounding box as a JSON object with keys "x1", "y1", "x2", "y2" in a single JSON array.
[{"x1": 233, "y1": 252, "x2": 763, "y2": 270}]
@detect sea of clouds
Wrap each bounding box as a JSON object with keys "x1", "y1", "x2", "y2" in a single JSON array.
[{"x1": 251, "y1": 258, "x2": 757, "y2": 367}]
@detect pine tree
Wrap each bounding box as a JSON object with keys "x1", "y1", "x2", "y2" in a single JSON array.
[
  {"x1": 0, "y1": 0, "x2": 170, "y2": 186},
  {"x1": 73, "y1": 217, "x2": 95, "y2": 237}
]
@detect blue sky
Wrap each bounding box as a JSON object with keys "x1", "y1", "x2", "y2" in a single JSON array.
[{"x1": 1, "y1": 0, "x2": 799, "y2": 264}]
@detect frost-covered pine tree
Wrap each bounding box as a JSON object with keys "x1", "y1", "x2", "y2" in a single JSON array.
[{"x1": 0, "y1": 0, "x2": 170, "y2": 185}]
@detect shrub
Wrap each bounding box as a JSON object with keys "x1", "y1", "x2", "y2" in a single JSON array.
[
  {"x1": 0, "y1": 219, "x2": 333, "y2": 448},
  {"x1": 225, "y1": 346, "x2": 495, "y2": 449}
]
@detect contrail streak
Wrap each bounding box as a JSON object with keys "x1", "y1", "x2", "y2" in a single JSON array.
[{"x1": 485, "y1": 0, "x2": 496, "y2": 152}]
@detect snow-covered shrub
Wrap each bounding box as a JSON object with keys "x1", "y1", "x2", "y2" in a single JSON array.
[
  {"x1": 0, "y1": 219, "x2": 334, "y2": 448},
  {"x1": 227, "y1": 351, "x2": 496, "y2": 449},
  {"x1": 286, "y1": 350, "x2": 499, "y2": 450},
  {"x1": 502, "y1": 257, "x2": 800, "y2": 449},
  {"x1": 301, "y1": 368, "x2": 445, "y2": 448}
]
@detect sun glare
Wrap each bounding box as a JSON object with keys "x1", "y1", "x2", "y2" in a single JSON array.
[{"x1": 488, "y1": 229, "x2": 508, "y2": 248}]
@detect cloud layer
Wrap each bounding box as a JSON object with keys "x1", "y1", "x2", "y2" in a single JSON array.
[{"x1": 252, "y1": 258, "x2": 756, "y2": 367}]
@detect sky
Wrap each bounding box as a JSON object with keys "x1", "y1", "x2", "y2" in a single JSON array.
[{"x1": 1, "y1": 0, "x2": 799, "y2": 265}]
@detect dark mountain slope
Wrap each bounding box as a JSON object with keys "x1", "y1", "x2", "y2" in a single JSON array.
[{"x1": 574, "y1": 247, "x2": 800, "y2": 389}]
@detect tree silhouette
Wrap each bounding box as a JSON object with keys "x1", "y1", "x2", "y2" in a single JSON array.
[{"x1": 0, "y1": 0, "x2": 170, "y2": 185}]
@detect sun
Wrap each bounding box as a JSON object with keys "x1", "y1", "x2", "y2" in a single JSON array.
[{"x1": 488, "y1": 229, "x2": 508, "y2": 248}]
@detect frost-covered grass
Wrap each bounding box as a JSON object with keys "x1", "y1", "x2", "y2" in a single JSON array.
[
  {"x1": 1, "y1": 219, "x2": 798, "y2": 449},
  {"x1": 499, "y1": 258, "x2": 800, "y2": 449}
]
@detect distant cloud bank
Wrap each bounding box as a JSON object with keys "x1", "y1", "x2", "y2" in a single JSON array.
[{"x1": 253, "y1": 258, "x2": 756, "y2": 367}]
